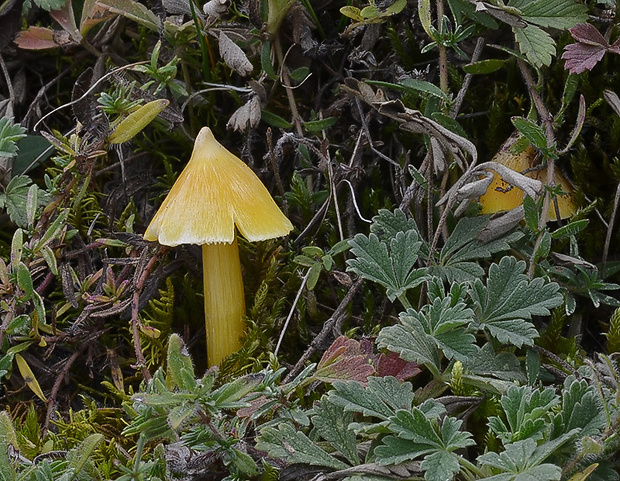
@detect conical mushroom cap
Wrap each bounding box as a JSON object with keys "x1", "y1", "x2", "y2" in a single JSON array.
[{"x1": 144, "y1": 127, "x2": 293, "y2": 246}]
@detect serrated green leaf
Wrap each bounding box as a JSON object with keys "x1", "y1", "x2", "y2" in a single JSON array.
[
  {"x1": 511, "y1": 117, "x2": 547, "y2": 151},
  {"x1": 465, "y1": 344, "x2": 527, "y2": 384},
  {"x1": 347, "y1": 231, "x2": 428, "y2": 302},
  {"x1": 470, "y1": 256, "x2": 563, "y2": 347},
  {"x1": 370, "y1": 208, "x2": 422, "y2": 240},
  {"x1": 490, "y1": 385, "x2": 559, "y2": 443},
  {"x1": 257, "y1": 423, "x2": 349, "y2": 470},
  {"x1": 436, "y1": 216, "x2": 522, "y2": 282},
  {"x1": 166, "y1": 334, "x2": 196, "y2": 391},
  {"x1": 376, "y1": 406, "x2": 473, "y2": 471},
  {"x1": 560, "y1": 377, "x2": 605, "y2": 436},
  {"x1": 328, "y1": 376, "x2": 414, "y2": 421},
  {"x1": 477, "y1": 438, "x2": 562, "y2": 480},
  {"x1": 378, "y1": 321, "x2": 442, "y2": 376},
  {"x1": 420, "y1": 450, "x2": 462, "y2": 481},
  {"x1": 551, "y1": 219, "x2": 588, "y2": 240},
  {"x1": 311, "y1": 399, "x2": 359, "y2": 465},
  {"x1": 0, "y1": 175, "x2": 50, "y2": 228},
  {"x1": 374, "y1": 435, "x2": 436, "y2": 465},
  {"x1": 513, "y1": 24, "x2": 556, "y2": 67},
  {"x1": 520, "y1": 0, "x2": 587, "y2": 29},
  {"x1": 0, "y1": 117, "x2": 27, "y2": 158}
]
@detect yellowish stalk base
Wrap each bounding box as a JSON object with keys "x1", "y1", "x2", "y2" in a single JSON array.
[{"x1": 202, "y1": 238, "x2": 246, "y2": 366}]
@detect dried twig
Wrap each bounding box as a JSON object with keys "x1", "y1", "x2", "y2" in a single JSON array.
[{"x1": 284, "y1": 278, "x2": 363, "y2": 382}]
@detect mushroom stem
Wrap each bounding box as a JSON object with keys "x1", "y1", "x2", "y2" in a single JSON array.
[{"x1": 202, "y1": 235, "x2": 245, "y2": 366}]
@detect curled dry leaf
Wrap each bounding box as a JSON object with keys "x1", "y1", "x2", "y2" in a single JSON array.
[
  {"x1": 604, "y1": 90, "x2": 620, "y2": 117},
  {"x1": 342, "y1": 78, "x2": 477, "y2": 173},
  {"x1": 203, "y1": 0, "x2": 229, "y2": 20},
  {"x1": 227, "y1": 95, "x2": 261, "y2": 132},
  {"x1": 477, "y1": 206, "x2": 525, "y2": 243},
  {"x1": 218, "y1": 31, "x2": 253, "y2": 77}
]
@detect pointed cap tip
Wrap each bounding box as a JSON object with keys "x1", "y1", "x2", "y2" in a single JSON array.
[{"x1": 144, "y1": 127, "x2": 293, "y2": 246}]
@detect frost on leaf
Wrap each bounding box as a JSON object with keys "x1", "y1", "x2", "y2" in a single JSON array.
[
  {"x1": 470, "y1": 256, "x2": 563, "y2": 348},
  {"x1": 562, "y1": 23, "x2": 620, "y2": 74}
]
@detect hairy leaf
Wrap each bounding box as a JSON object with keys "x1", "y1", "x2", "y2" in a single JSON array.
[
  {"x1": 0, "y1": 175, "x2": 50, "y2": 228},
  {"x1": 328, "y1": 376, "x2": 414, "y2": 422},
  {"x1": 375, "y1": 405, "x2": 474, "y2": 479},
  {"x1": 519, "y1": 0, "x2": 587, "y2": 29},
  {"x1": 314, "y1": 335, "x2": 376, "y2": 384},
  {"x1": 470, "y1": 256, "x2": 563, "y2": 347},
  {"x1": 558, "y1": 377, "x2": 605, "y2": 436},
  {"x1": 477, "y1": 438, "x2": 561, "y2": 480},
  {"x1": 490, "y1": 385, "x2": 559, "y2": 443},
  {"x1": 378, "y1": 293, "x2": 478, "y2": 376},
  {"x1": 347, "y1": 231, "x2": 428, "y2": 301},
  {"x1": 513, "y1": 24, "x2": 556, "y2": 67},
  {"x1": 0, "y1": 117, "x2": 26, "y2": 158},
  {"x1": 369, "y1": 209, "x2": 422, "y2": 244},
  {"x1": 257, "y1": 423, "x2": 349, "y2": 470},
  {"x1": 311, "y1": 399, "x2": 359, "y2": 465},
  {"x1": 561, "y1": 23, "x2": 619, "y2": 74},
  {"x1": 436, "y1": 216, "x2": 522, "y2": 283}
]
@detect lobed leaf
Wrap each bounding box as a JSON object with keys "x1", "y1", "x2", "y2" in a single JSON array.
[
  {"x1": 257, "y1": 423, "x2": 349, "y2": 470},
  {"x1": 470, "y1": 256, "x2": 563, "y2": 347},
  {"x1": 513, "y1": 24, "x2": 556, "y2": 67},
  {"x1": 520, "y1": 0, "x2": 588, "y2": 29},
  {"x1": 311, "y1": 399, "x2": 359, "y2": 465},
  {"x1": 328, "y1": 376, "x2": 414, "y2": 422},
  {"x1": 347, "y1": 231, "x2": 428, "y2": 302}
]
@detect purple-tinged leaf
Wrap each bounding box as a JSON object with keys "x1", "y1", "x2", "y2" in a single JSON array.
[
  {"x1": 568, "y1": 23, "x2": 608, "y2": 47},
  {"x1": 562, "y1": 43, "x2": 607, "y2": 74}
]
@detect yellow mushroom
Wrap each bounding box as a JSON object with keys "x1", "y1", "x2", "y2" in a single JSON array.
[
  {"x1": 478, "y1": 135, "x2": 577, "y2": 221},
  {"x1": 144, "y1": 127, "x2": 293, "y2": 366}
]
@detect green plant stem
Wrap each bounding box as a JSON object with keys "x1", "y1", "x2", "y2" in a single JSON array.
[
  {"x1": 518, "y1": 60, "x2": 556, "y2": 278},
  {"x1": 436, "y1": 0, "x2": 448, "y2": 94},
  {"x1": 189, "y1": 0, "x2": 211, "y2": 82},
  {"x1": 397, "y1": 293, "x2": 412, "y2": 310},
  {"x1": 459, "y1": 457, "x2": 485, "y2": 479}
]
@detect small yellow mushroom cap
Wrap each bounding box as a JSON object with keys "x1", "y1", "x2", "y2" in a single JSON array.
[
  {"x1": 144, "y1": 127, "x2": 293, "y2": 246},
  {"x1": 479, "y1": 142, "x2": 577, "y2": 221}
]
